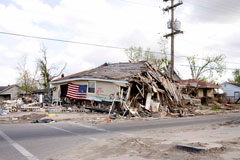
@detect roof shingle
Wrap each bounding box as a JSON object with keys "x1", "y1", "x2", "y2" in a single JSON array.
[{"x1": 52, "y1": 61, "x2": 148, "y2": 82}]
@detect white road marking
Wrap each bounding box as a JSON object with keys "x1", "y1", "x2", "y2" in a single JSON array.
[
  {"x1": 89, "y1": 137, "x2": 97, "y2": 141},
  {"x1": 44, "y1": 124, "x2": 96, "y2": 141},
  {"x1": 76, "y1": 124, "x2": 109, "y2": 132},
  {"x1": 44, "y1": 124, "x2": 76, "y2": 135},
  {"x1": 75, "y1": 123, "x2": 133, "y2": 136},
  {"x1": 0, "y1": 129, "x2": 39, "y2": 160},
  {"x1": 46, "y1": 123, "x2": 132, "y2": 141},
  {"x1": 118, "y1": 132, "x2": 133, "y2": 136}
]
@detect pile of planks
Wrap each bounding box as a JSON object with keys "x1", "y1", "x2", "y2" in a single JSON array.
[{"x1": 121, "y1": 62, "x2": 195, "y2": 117}]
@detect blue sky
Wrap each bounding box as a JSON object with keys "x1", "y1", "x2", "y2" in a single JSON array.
[{"x1": 0, "y1": 0, "x2": 240, "y2": 85}]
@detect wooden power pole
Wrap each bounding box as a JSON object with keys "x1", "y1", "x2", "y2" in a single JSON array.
[{"x1": 163, "y1": 0, "x2": 183, "y2": 80}]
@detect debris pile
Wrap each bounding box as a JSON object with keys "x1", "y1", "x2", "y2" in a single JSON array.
[
  {"x1": 0, "y1": 96, "x2": 42, "y2": 113},
  {"x1": 121, "y1": 62, "x2": 195, "y2": 117},
  {"x1": 0, "y1": 99, "x2": 22, "y2": 113}
]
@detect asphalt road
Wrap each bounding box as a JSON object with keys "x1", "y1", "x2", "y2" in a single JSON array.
[{"x1": 0, "y1": 113, "x2": 239, "y2": 160}]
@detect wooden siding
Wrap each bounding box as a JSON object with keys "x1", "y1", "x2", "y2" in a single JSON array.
[{"x1": 52, "y1": 80, "x2": 120, "y2": 101}]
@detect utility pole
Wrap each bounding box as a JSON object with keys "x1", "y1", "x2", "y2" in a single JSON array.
[{"x1": 163, "y1": 0, "x2": 183, "y2": 80}]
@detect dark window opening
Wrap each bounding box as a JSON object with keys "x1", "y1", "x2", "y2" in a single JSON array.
[
  {"x1": 88, "y1": 82, "x2": 95, "y2": 93},
  {"x1": 203, "y1": 89, "x2": 207, "y2": 97},
  {"x1": 60, "y1": 84, "x2": 68, "y2": 97}
]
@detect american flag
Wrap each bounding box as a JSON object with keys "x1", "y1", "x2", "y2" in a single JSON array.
[{"x1": 66, "y1": 83, "x2": 87, "y2": 100}]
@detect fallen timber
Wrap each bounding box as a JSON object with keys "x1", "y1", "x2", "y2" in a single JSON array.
[{"x1": 119, "y1": 62, "x2": 195, "y2": 117}]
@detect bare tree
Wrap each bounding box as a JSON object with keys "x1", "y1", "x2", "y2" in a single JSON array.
[
  {"x1": 16, "y1": 56, "x2": 38, "y2": 94},
  {"x1": 38, "y1": 44, "x2": 66, "y2": 91},
  {"x1": 187, "y1": 54, "x2": 226, "y2": 81}
]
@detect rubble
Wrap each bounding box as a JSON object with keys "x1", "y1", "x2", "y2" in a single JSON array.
[
  {"x1": 0, "y1": 109, "x2": 8, "y2": 115},
  {"x1": 0, "y1": 95, "x2": 43, "y2": 113},
  {"x1": 119, "y1": 62, "x2": 195, "y2": 117}
]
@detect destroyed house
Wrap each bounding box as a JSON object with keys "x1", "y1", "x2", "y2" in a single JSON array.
[
  {"x1": 51, "y1": 62, "x2": 148, "y2": 104},
  {"x1": 51, "y1": 61, "x2": 187, "y2": 116},
  {"x1": 179, "y1": 79, "x2": 220, "y2": 98}
]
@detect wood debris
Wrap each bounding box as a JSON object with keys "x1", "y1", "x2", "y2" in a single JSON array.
[{"x1": 120, "y1": 62, "x2": 195, "y2": 117}]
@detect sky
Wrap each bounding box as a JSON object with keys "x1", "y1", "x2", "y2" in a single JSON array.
[{"x1": 0, "y1": 0, "x2": 240, "y2": 85}]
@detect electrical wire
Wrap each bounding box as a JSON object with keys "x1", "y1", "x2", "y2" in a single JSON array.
[
  {"x1": 0, "y1": 31, "x2": 126, "y2": 50},
  {"x1": 177, "y1": 64, "x2": 239, "y2": 71},
  {"x1": 117, "y1": 0, "x2": 159, "y2": 8},
  {"x1": 1, "y1": 31, "x2": 240, "y2": 65}
]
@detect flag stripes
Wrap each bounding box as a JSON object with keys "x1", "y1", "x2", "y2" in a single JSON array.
[{"x1": 66, "y1": 83, "x2": 87, "y2": 99}]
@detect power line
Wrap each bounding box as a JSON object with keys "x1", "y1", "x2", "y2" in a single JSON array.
[
  {"x1": 1, "y1": 31, "x2": 240, "y2": 65},
  {"x1": 173, "y1": 54, "x2": 240, "y2": 65},
  {"x1": 116, "y1": 0, "x2": 240, "y2": 15},
  {"x1": 0, "y1": 30, "x2": 170, "y2": 55},
  {"x1": 177, "y1": 64, "x2": 239, "y2": 71},
  {"x1": 0, "y1": 31, "x2": 126, "y2": 50},
  {"x1": 184, "y1": 0, "x2": 240, "y2": 12},
  {"x1": 117, "y1": 0, "x2": 159, "y2": 8}
]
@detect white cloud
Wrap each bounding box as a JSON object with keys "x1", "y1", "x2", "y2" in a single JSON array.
[{"x1": 0, "y1": 0, "x2": 239, "y2": 85}]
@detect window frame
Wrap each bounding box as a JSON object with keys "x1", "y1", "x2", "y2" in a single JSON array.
[{"x1": 87, "y1": 81, "x2": 96, "y2": 94}]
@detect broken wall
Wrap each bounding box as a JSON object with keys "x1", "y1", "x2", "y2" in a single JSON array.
[
  {"x1": 207, "y1": 89, "x2": 214, "y2": 97},
  {"x1": 197, "y1": 89, "x2": 214, "y2": 98}
]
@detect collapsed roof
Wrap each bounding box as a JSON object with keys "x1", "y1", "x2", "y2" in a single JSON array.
[
  {"x1": 179, "y1": 79, "x2": 220, "y2": 89},
  {"x1": 52, "y1": 61, "x2": 153, "y2": 83},
  {"x1": 52, "y1": 61, "x2": 180, "y2": 84}
]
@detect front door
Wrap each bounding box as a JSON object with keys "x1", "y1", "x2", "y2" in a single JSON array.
[
  {"x1": 203, "y1": 89, "x2": 207, "y2": 97},
  {"x1": 234, "y1": 91, "x2": 240, "y2": 100}
]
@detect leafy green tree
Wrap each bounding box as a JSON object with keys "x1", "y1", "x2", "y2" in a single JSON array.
[
  {"x1": 125, "y1": 37, "x2": 170, "y2": 71},
  {"x1": 187, "y1": 54, "x2": 226, "y2": 81},
  {"x1": 233, "y1": 69, "x2": 240, "y2": 83},
  {"x1": 125, "y1": 46, "x2": 143, "y2": 62}
]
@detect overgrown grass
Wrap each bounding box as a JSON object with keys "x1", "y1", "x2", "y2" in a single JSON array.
[
  {"x1": 211, "y1": 106, "x2": 220, "y2": 111},
  {"x1": 200, "y1": 107, "x2": 208, "y2": 110}
]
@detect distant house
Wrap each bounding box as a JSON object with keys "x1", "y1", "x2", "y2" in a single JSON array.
[
  {"x1": 0, "y1": 85, "x2": 21, "y2": 101},
  {"x1": 221, "y1": 82, "x2": 240, "y2": 103},
  {"x1": 179, "y1": 79, "x2": 220, "y2": 98}
]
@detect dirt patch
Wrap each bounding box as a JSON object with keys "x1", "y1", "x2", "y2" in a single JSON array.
[
  {"x1": 46, "y1": 137, "x2": 169, "y2": 160},
  {"x1": 47, "y1": 137, "x2": 227, "y2": 160},
  {"x1": 44, "y1": 114, "x2": 240, "y2": 160},
  {"x1": 0, "y1": 113, "x2": 46, "y2": 124}
]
